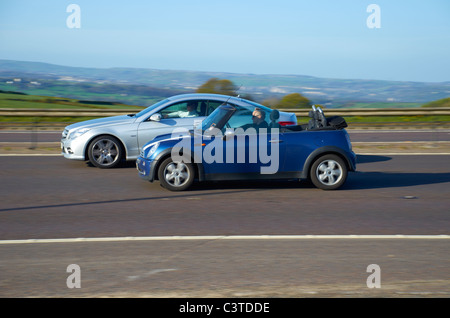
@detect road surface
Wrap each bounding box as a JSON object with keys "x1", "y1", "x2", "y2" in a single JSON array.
[{"x1": 0, "y1": 150, "x2": 448, "y2": 298}]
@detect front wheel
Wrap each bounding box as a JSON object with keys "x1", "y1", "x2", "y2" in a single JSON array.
[
  {"x1": 158, "y1": 157, "x2": 195, "y2": 191},
  {"x1": 88, "y1": 136, "x2": 124, "y2": 168},
  {"x1": 310, "y1": 154, "x2": 348, "y2": 190}
]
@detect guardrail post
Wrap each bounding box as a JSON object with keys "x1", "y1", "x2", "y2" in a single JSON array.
[{"x1": 29, "y1": 117, "x2": 38, "y2": 150}]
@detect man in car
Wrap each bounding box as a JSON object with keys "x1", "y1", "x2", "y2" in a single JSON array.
[
  {"x1": 251, "y1": 109, "x2": 268, "y2": 131},
  {"x1": 164, "y1": 101, "x2": 199, "y2": 118},
  {"x1": 239, "y1": 108, "x2": 269, "y2": 133}
]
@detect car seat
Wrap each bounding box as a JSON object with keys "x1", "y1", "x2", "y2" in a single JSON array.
[
  {"x1": 200, "y1": 101, "x2": 207, "y2": 116},
  {"x1": 269, "y1": 109, "x2": 281, "y2": 129}
]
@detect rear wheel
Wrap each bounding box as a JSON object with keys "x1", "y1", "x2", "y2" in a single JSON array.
[
  {"x1": 310, "y1": 154, "x2": 347, "y2": 190},
  {"x1": 158, "y1": 157, "x2": 195, "y2": 191},
  {"x1": 88, "y1": 136, "x2": 124, "y2": 168}
]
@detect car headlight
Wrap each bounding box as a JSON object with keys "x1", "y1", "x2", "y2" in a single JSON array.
[
  {"x1": 143, "y1": 142, "x2": 159, "y2": 158},
  {"x1": 69, "y1": 128, "x2": 90, "y2": 140}
]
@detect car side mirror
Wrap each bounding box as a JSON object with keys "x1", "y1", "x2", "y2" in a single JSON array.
[{"x1": 149, "y1": 113, "x2": 162, "y2": 122}]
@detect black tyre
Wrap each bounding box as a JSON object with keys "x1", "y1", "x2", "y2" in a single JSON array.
[
  {"x1": 88, "y1": 135, "x2": 124, "y2": 168},
  {"x1": 310, "y1": 154, "x2": 347, "y2": 190},
  {"x1": 158, "y1": 157, "x2": 195, "y2": 191}
]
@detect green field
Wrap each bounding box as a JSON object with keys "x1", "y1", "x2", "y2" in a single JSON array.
[
  {"x1": 0, "y1": 91, "x2": 144, "y2": 123},
  {"x1": 0, "y1": 80, "x2": 181, "y2": 107},
  {"x1": 0, "y1": 91, "x2": 144, "y2": 110}
]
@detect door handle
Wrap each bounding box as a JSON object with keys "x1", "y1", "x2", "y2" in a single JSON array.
[{"x1": 269, "y1": 140, "x2": 283, "y2": 143}]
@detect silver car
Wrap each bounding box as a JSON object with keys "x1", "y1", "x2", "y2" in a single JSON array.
[{"x1": 61, "y1": 93, "x2": 298, "y2": 168}]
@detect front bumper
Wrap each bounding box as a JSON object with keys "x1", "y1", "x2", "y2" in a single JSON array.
[
  {"x1": 61, "y1": 138, "x2": 85, "y2": 160},
  {"x1": 136, "y1": 156, "x2": 155, "y2": 182}
]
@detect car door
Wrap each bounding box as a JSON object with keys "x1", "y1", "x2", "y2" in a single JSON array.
[
  {"x1": 231, "y1": 128, "x2": 286, "y2": 175},
  {"x1": 279, "y1": 130, "x2": 316, "y2": 173}
]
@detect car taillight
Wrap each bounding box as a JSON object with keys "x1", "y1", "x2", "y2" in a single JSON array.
[{"x1": 278, "y1": 121, "x2": 296, "y2": 126}]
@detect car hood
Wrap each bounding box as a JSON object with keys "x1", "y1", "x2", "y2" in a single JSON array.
[{"x1": 64, "y1": 115, "x2": 136, "y2": 131}]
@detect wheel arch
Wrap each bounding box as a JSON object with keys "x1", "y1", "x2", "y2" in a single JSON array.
[{"x1": 300, "y1": 146, "x2": 354, "y2": 180}]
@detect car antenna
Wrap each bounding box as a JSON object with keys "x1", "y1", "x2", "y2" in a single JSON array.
[
  {"x1": 222, "y1": 83, "x2": 243, "y2": 106},
  {"x1": 235, "y1": 84, "x2": 243, "y2": 97}
]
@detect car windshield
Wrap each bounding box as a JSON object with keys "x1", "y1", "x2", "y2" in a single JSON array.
[
  {"x1": 201, "y1": 104, "x2": 236, "y2": 132},
  {"x1": 133, "y1": 99, "x2": 169, "y2": 118}
]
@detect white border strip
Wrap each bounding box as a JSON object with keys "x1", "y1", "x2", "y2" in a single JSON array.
[
  {"x1": 0, "y1": 235, "x2": 449, "y2": 245},
  {"x1": 348, "y1": 129, "x2": 450, "y2": 133}
]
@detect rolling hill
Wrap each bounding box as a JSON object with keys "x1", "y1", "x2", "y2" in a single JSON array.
[{"x1": 0, "y1": 59, "x2": 449, "y2": 107}]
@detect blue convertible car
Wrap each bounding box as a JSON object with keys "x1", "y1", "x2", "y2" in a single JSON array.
[{"x1": 137, "y1": 100, "x2": 356, "y2": 191}]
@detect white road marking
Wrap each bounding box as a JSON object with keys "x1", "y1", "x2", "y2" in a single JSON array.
[
  {"x1": 0, "y1": 131, "x2": 61, "y2": 134},
  {"x1": 348, "y1": 129, "x2": 450, "y2": 133},
  {"x1": 0, "y1": 154, "x2": 61, "y2": 156},
  {"x1": 357, "y1": 153, "x2": 450, "y2": 155},
  {"x1": 127, "y1": 268, "x2": 177, "y2": 281},
  {"x1": 0, "y1": 142, "x2": 59, "y2": 144},
  {"x1": 0, "y1": 235, "x2": 448, "y2": 245},
  {"x1": 353, "y1": 141, "x2": 450, "y2": 143}
]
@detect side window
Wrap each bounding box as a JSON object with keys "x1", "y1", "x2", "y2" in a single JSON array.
[{"x1": 160, "y1": 101, "x2": 201, "y2": 119}]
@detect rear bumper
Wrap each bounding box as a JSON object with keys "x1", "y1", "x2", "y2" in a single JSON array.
[{"x1": 348, "y1": 151, "x2": 357, "y2": 171}]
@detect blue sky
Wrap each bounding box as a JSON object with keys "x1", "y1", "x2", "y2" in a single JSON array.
[{"x1": 0, "y1": 0, "x2": 449, "y2": 82}]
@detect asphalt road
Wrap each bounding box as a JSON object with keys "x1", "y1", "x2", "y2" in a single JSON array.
[
  {"x1": 0, "y1": 150, "x2": 449, "y2": 298},
  {"x1": 1, "y1": 154, "x2": 450, "y2": 237}
]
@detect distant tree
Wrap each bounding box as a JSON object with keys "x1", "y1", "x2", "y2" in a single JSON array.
[
  {"x1": 421, "y1": 97, "x2": 450, "y2": 108},
  {"x1": 276, "y1": 93, "x2": 312, "y2": 109},
  {"x1": 261, "y1": 97, "x2": 280, "y2": 108},
  {"x1": 196, "y1": 78, "x2": 238, "y2": 96}
]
